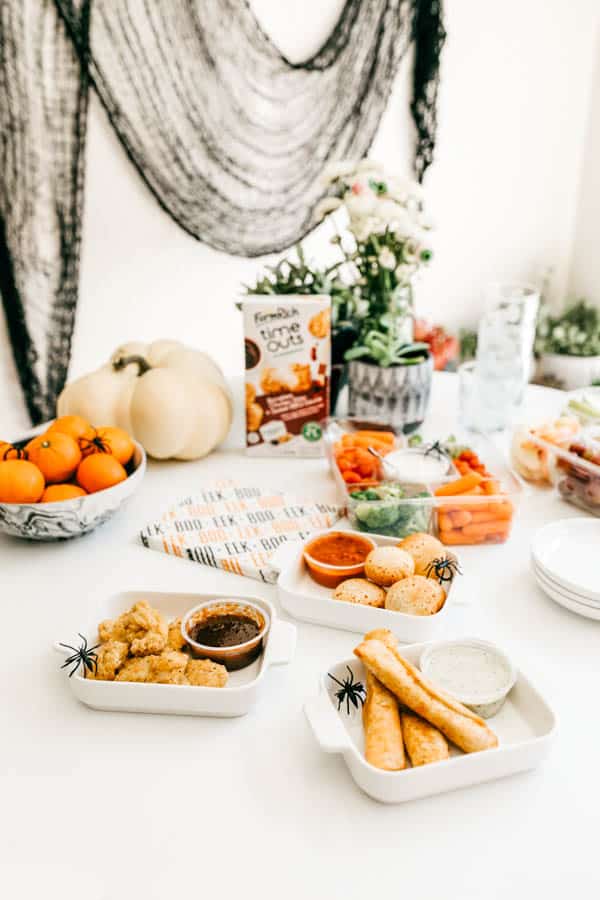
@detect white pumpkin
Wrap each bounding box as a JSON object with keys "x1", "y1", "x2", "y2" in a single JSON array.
[{"x1": 57, "y1": 340, "x2": 233, "y2": 460}]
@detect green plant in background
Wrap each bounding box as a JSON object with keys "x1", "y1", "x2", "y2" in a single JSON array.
[
  {"x1": 244, "y1": 245, "x2": 358, "y2": 325},
  {"x1": 459, "y1": 328, "x2": 478, "y2": 362},
  {"x1": 535, "y1": 299, "x2": 600, "y2": 357}
]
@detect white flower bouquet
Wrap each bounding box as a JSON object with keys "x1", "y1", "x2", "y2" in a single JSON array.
[{"x1": 314, "y1": 159, "x2": 433, "y2": 367}]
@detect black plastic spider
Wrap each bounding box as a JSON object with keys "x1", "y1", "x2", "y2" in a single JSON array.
[
  {"x1": 328, "y1": 666, "x2": 366, "y2": 715},
  {"x1": 424, "y1": 440, "x2": 450, "y2": 461},
  {"x1": 425, "y1": 556, "x2": 462, "y2": 585},
  {"x1": 59, "y1": 634, "x2": 100, "y2": 678}
]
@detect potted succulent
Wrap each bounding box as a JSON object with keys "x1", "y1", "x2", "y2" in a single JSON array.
[
  {"x1": 535, "y1": 300, "x2": 600, "y2": 390},
  {"x1": 313, "y1": 160, "x2": 434, "y2": 432}
]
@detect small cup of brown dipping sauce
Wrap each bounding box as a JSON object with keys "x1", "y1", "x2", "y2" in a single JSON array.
[
  {"x1": 181, "y1": 599, "x2": 269, "y2": 671},
  {"x1": 303, "y1": 530, "x2": 376, "y2": 588}
]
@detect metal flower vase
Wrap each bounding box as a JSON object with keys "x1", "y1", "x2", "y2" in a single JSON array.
[{"x1": 347, "y1": 355, "x2": 433, "y2": 434}]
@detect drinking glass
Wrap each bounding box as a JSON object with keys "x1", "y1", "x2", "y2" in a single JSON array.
[{"x1": 460, "y1": 283, "x2": 539, "y2": 432}]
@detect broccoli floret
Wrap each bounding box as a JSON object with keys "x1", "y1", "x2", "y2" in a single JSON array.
[
  {"x1": 354, "y1": 500, "x2": 400, "y2": 530},
  {"x1": 375, "y1": 484, "x2": 406, "y2": 500}
]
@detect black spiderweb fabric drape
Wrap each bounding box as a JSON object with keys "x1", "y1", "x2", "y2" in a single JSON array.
[
  {"x1": 0, "y1": 0, "x2": 90, "y2": 424},
  {"x1": 0, "y1": 0, "x2": 445, "y2": 423}
]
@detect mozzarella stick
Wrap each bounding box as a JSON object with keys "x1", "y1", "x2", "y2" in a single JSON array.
[
  {"x1": 354, "y1": 638, "x2": 498, "y2": 754},
  {"x1": 363, "y1": 669, "x2": 405, "y2": 770},
  {"x1": 401, "y1": 711, "x2": 449, "y2": 766}
]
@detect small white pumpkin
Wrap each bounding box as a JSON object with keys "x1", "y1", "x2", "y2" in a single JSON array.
[{"x1": 57, "y1": 340, "x2": 233, "y2": 460}]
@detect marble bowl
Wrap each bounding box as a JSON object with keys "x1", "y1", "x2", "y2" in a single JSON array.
[{"x1": 0, "y1": 441, "x2": 146, "y2": 541}]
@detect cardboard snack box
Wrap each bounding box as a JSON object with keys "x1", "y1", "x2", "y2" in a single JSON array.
[{"x1": 242, "y1": 295, "x2": 331, "y2": 456}]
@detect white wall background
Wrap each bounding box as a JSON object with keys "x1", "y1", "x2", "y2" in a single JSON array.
[
  {"x1": 1, "y1": 0, "x2": 599, "y2": 432},
  {"x1": 569, "y1": 25, "x2": 600, "y2": 301}
]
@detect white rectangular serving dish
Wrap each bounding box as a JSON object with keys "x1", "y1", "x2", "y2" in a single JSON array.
[
  {"x1": 55, "y1": 591, "x2": 296, "y2": 717},
  {"x1": 304, "y1": 641, "x2": 557, "y2": 804},
  {"x1": 275, "y1": 531, "x2": 459, "y2": 642}
]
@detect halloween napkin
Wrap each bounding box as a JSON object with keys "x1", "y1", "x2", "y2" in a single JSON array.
[{"x1": 139, "y1": 478, "x2": 342, "y2": 583}]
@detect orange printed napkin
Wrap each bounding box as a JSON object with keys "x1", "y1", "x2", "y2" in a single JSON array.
[{"x1": 140, "y1": 478, "x2": 341, "y2": 583}]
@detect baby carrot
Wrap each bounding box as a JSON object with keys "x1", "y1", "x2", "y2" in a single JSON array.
[
  {"x1": 450, "y1": 509, "x2": 472, "y2": 527},
  {"x1": 438, "y1": 512, "x2": 455, "y2": 531},
  {"x1": 482, "y1": 479, "x2": 500, "y2": 495},
  {"x1": 440, "y1": 530, "x2": 482, "y2": 545},
  {"x1": 468, "y1": 509, "x2": 507, "y2": 524},
  {"x1": 434, "y1": 472, "x2": 483, "y2": 497},
  {"x1": 462, "y1": 520, "x2": 510, "y2": 539},
  {"x1": 342, "y1": 470, "x2": 362, "y2": 483}
]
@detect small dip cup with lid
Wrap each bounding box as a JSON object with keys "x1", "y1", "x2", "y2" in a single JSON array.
[
  {"x1": 303, "y1": 531, "x2": 377, "y2": 588},
  {"x1": 419, "y1": 638, "x2": 517, "y2": 718},
  {"x1": 181, "y1": 599, "x2": 270, "y2": 671}
]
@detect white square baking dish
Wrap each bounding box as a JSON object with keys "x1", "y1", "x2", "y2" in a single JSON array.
[
  {"x1": 275, "y1": 531, "x2": 460, "y2": 642},
  {"x1": 55, "y1": 591, "x2": 296, "y2": 717},
  {"x1": 304, "y1": 641, "x2": 557, "y2": 804}
]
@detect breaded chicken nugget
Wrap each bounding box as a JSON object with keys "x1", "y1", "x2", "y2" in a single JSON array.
[
  {"x1": 167, "y1": 617, "x2": 186, "y2": 651},
  {"x1": 121, "y1": 601, "x2": 168, "y2": 656},
  {"x1": 115, "y1": 656, "x2": 153, "y2": 683},
  {"x1": 98, "y1": 617, "x2": 127, "y2": 644},
  {"x1": 152, "y1": 650, "x2": 189, "y2": 684},
  {"x1": 86, "y1": 640, "x2": 129, "y2": 681},
  {"x1": 186, "y1": 659, "x2": 228, "y2": 687},
  {"x1": 115, "y1": 650, "x2": 189, "y2": 685}
]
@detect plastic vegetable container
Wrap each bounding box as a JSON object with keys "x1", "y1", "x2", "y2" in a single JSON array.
[
  {"x1": 432, "y1": 436, "x2": 522, "y2": 546},
  {"x1": 325, "y1": 417, "x2": 406, "y2": 495},
  {"x1": 528, "y1": 428, "x2": 600, "y2": 516},
  {"x1": 346, "y1": 483, "x2": 436, "y2": 539},
  {"x1": 326, "y1": 420, "x2": 523, "y2": 545}
]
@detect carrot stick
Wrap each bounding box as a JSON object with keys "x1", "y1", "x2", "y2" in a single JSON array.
[
  {"x1": 353, "y1": 430, "x2": 395, "y2": 444},
  {"x1": 351, "y1": 436, "x2": 392, "y2": 452},
  {"x1": 434, "y1": 473, "x2": 483, "y2": 497}
]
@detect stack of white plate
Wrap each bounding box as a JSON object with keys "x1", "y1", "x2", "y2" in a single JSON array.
[{"x1": 531, "y1": 518, "x2": 600, "y2": 620}]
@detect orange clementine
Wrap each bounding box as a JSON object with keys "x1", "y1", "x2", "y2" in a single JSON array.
[
  {"x1": 80, "y1": 426, "x2": 135, "y2": 465},
  {"x1": 0, "y1": 441, "x2": 23, "y2": 461},
  {"x1": 47, "y1": 415, "x2": 95, "y2": 444},
  {"x1": 0, "y1": 460, "x2": 45, "y2": 503},
  {"x1": 40, "y1": 483, "x2": 87, "y2": 503},
  {"x1": 76, "y1": 453, "x2": 127, "y2": 494},
  {"x1": 25, "y1": 433, "x2": 82, "y2": 484}
]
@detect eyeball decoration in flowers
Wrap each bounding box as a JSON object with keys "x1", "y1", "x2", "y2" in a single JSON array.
[
  {"x1": 57, "y1": 340, "x2": 233, "y2": 460},
  {"x1": 313, "y1": 160, "x2": 435, "y2": 433}
]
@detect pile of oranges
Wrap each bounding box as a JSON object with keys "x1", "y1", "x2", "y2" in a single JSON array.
[{"x1": 0, "y1": 416, "x2": 136, "y2": 504}]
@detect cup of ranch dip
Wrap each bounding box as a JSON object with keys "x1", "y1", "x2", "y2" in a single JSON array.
[
  {"x1": 419, "y1": 638, "x2": 517, "y2": 718},
  {"x1": 382, "y1": 447, "x2": 453, "y2": 485}
]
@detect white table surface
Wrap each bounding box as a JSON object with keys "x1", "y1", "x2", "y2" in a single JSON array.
[{"x1": 2, "y1": 372, "x2": 599, "y2": 898}]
